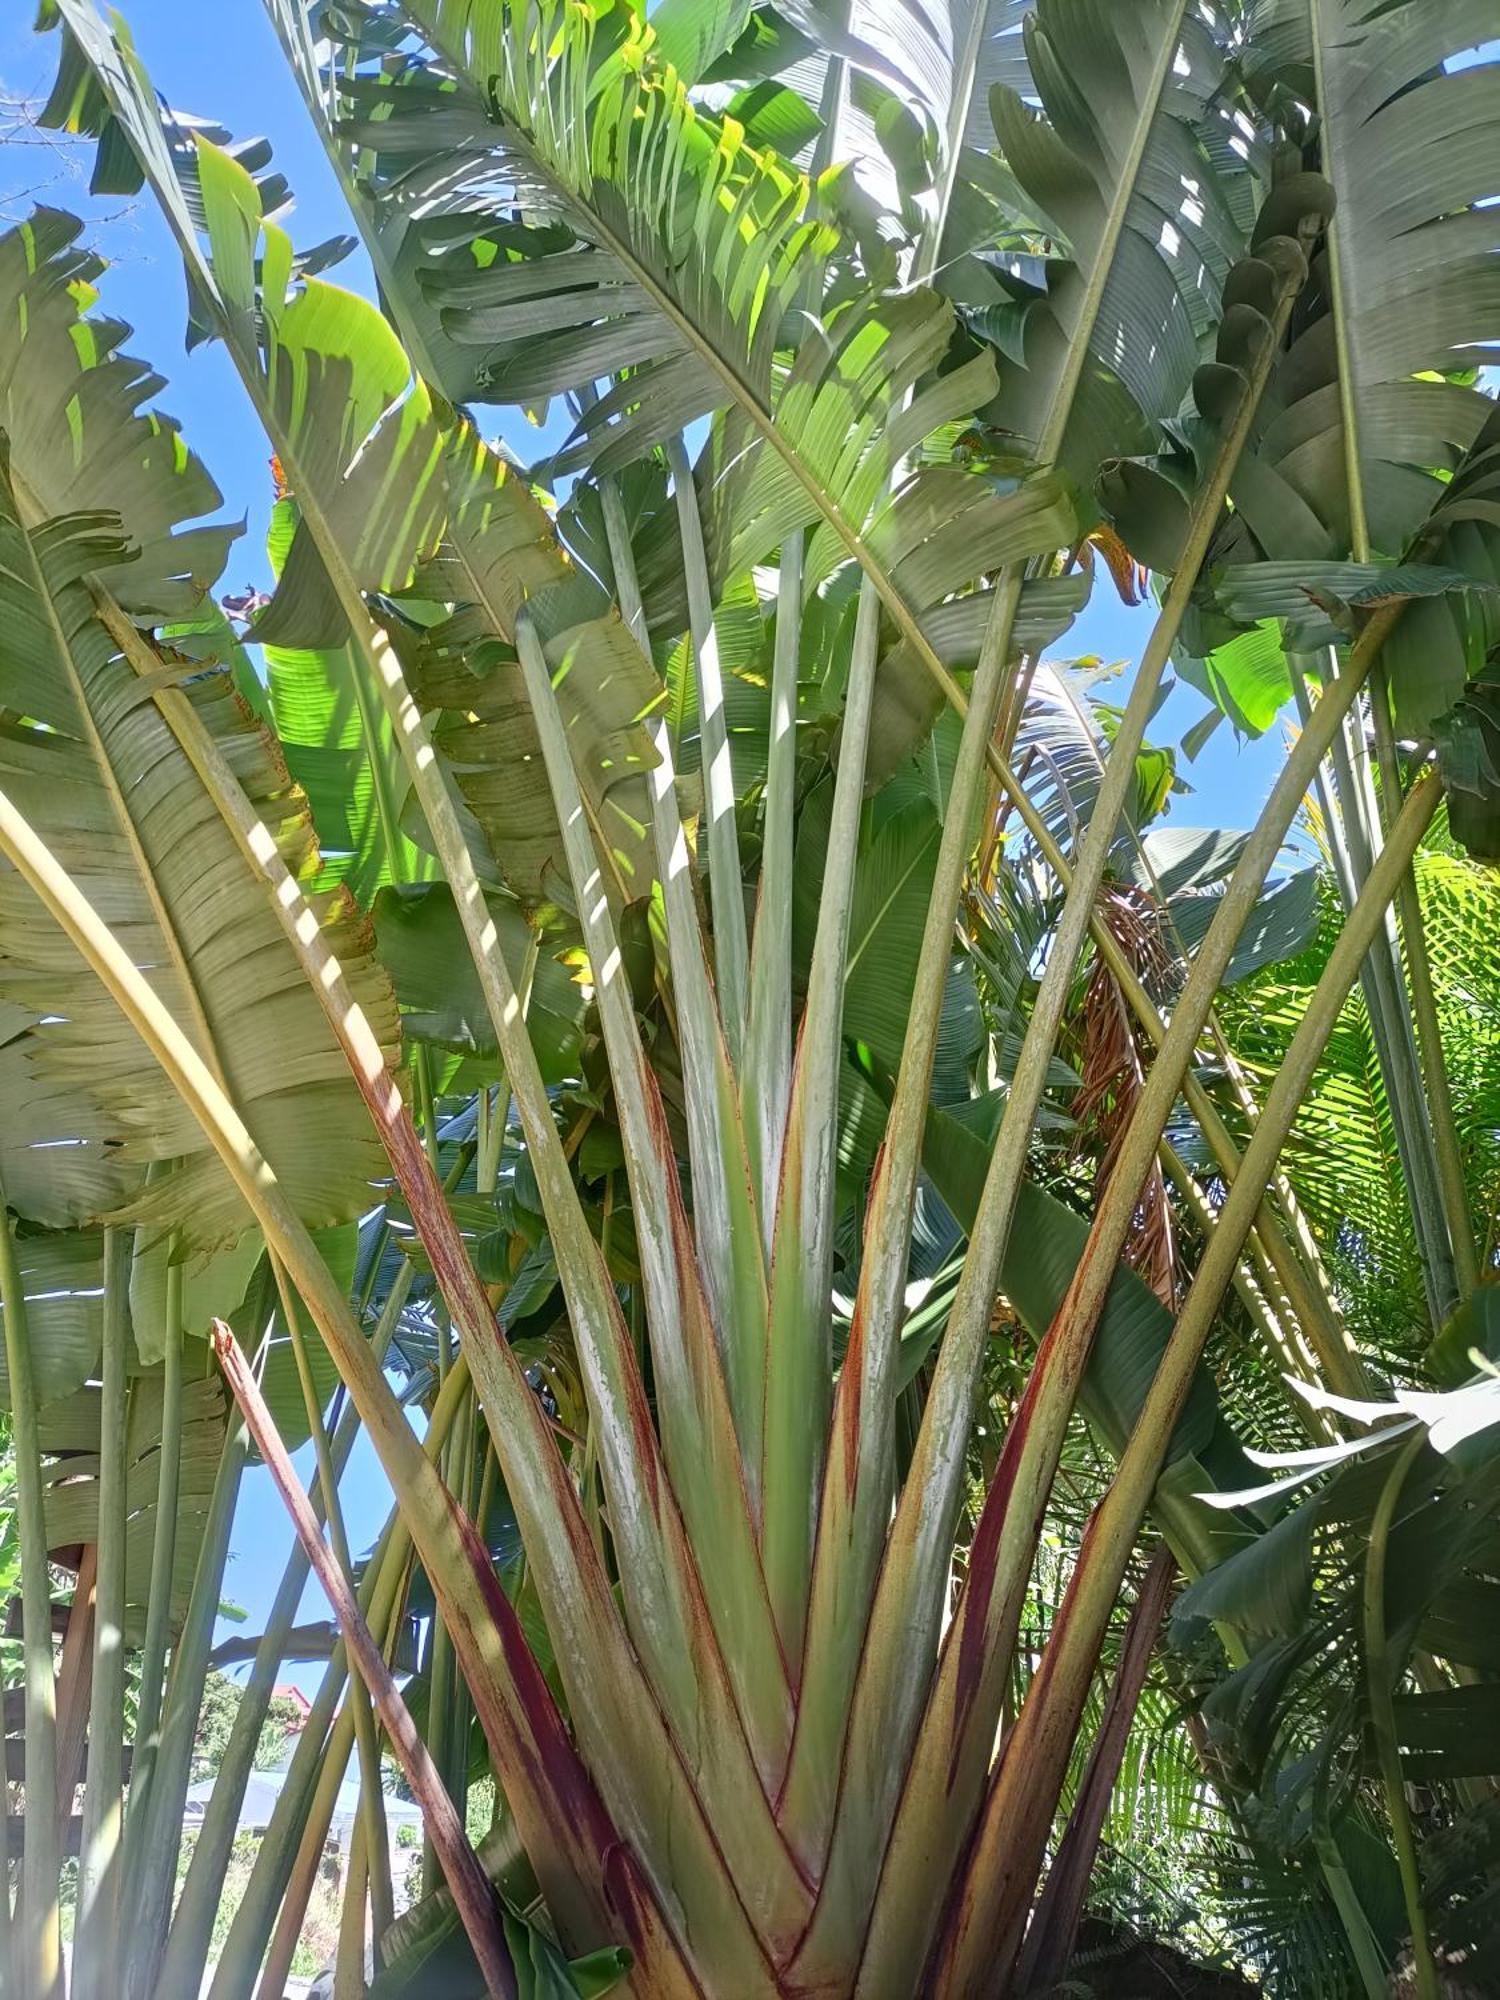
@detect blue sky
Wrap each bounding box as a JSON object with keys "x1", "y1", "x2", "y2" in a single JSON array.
[{"x1": 0, "y1": 3, "x2": 1331, "y2": 1683}]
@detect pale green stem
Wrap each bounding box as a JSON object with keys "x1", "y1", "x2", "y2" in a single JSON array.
[
  {"x1": 277, "y1": 1265, "x2": 394, "y2": 1963},
  {"x1": 336, "y1": 1812, "x2": 371, "y2": 1999},
  {"x1": 124, "y1": 1335, "x2": 255, "y2": 2000},
  {"x1": 1364, "y1": 1434, "x2": 1440, "y2": 2000},
  {"x1": 123, "y1": 1249, "x2": 184, "y2": 1848},
  {"x1": 0, "y1": 1185, "x2": 62, "y2": 2000},
  {"x1": 585, "y1": 459, "x2": 770, "y2": 1482},
  {"x1": 597, "y1": 465, "x2": 649, "y2": 650},
  {"x1": 1291, "y1": 656, "x2": 1454, "y2": 1323},
  {"x1": 1314, "y1": 1832, "x2": 1391, "y2": 2000},
  {"x1": 208, "y1": 1360, "x2": 470, "y2": 2000},
  {"x1": 74, "y1": 1227, "x2": 130, "y2": 1988},
  {"x1": 445, "y1": 1395, "x2": 479, "y2": 1825},
  {"x1": 1370, "y1": 670, "x2": 1481, "y2": 1294},
  {"x1": 0, "y1": 1718, "x2": 11, "y2": 1979},
  {"x1": 761, "y1": 573, "x2": 881, "y2": 1661},
  {"x1": 744, "y1": 532, "x2": 804, "y2": 1240},
  {"x1": 423, "y1": 1383, "x2": 469, "y2": 1900},
  {"x1": 254, "y1": 1561, "x2": 410, "y2": 2000},
  {"x1": 666, "y1": 432, "x2": 749, "y2": 1058},
  {"x1": 477, "y1": 947, "x2": 531, "y2": 1199},
  {"x1": 158, "y1": 1261, "x2": 417, "y2": 1996}
]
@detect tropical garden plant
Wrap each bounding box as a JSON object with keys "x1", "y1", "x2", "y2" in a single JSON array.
[{"x1": 0, "y1": 0, "x2": 1498, "y2": 1995}]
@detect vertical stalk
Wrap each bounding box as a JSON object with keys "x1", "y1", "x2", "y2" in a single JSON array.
[
  {"x1": 1365, "y1": 1434, "x2": 1440, "y2": 2000},
  {"x1": 666, "y1": 432, "x2": 749, "y2": 1057},
  {"x1": 1333, "y1": 682, "x2": 1454, "y2": 1317},
  {"x1": 1014, "y1": 1547, "x2": 1174, "y2": 1996},
  {"x1": 127, "y1": 1248, "x2": 184, "y2": 1836},
  {"x1": 1370, "y1": 671, "x2": 1480, "y2": 1294},
  {"x1": 423, "y1": 1386, "x2": 469, "y2": 1899},
  {"x1": 335, "y1": 1813, "x2": 371, "y2": 1998},
  {"x1": 0, "y1": 1187, "x2": 62, "y2": 2000},
  {"x1": 159, "y1": 1258, "x2": 419, "y2": 1992},
  {"x1": 124, "y1": 1338, "x2": 254, "y2": 2000},
  {"x1": 74, "y1": 1227, "x2": 130, "y2": 1989},
  {"x1": 0, "y1": 1728, "x2": 11, "y2": 1985},
  {"x1": 761, "y1": 575, "x2": 881, "y2": 1662},
  {"x1": 744, "y1": 532, "x2": 804, "y2": 1238},
  {"x1": 214, "y1": 1322, "x2": 515, "y2": 2000},
  {"x1": 277, "y1": 1267, "x2": 394, "y2": 1961}
]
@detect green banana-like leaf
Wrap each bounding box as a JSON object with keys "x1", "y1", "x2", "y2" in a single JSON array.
[
  {"x1": 404, "y1": 425, "x2": 665, "y2": 911},
  {"x1": 0, "y1": 215, "x2": 396, "y2": 1255},
  {"x1": 262, "y1": 497, "x2": 431, "y2": 903},
  {"x1": 372, "y1": 884, "x2": 584, "y2": 1073},
  {"x1": 1186, "y1": 7, "x2": 1500, "y2": 817},
  {"x1": 982, "y1": 0, "x2": 1255, "y2": 497},
  {"x1": 314, "y1": 0, "x2": 1077, "y2": 685},
  {"x1": 44, "y1": 41, "x2": 672, "y2": 916},
  {"x1": 1237, "y1": 1, "x2": 1498, "y2": 562}
]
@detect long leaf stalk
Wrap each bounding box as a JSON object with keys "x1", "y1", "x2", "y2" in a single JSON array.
[
  {"x1": 159, "y1": 1257, "x2": 418, "y2": 1992},
  {"x1": 423, "y1": 1381, "x2": 470, "y2": 1898},
  {"x1": 0, "y1": 1720, "x2": 11, "y2": 1978},
  {"x1": 212, "y1": 1319, "x2": 517, "y2": 2000},
  {"x1": 124, "y1": 1325, "x2": 256, "y2": 2000},
  {"x1": 514, "y1": 610, "x2": 799, "y2": 1801},
  {"x1": 1012, "y1": 1546, "x2": 1176, "y2": 1997},
  {"x1": 572, "y1": 459, "x2": 772, "y2": 1494},
  {"x1": 928, "y1": 768, "x2": 1443, "y2": 1997},
  {"x1": 100, "y1": 568, "x2": 765, "y2": 1978},
  {"x1": 788, "y1": 227, "x2": 1318, "y2": 1966},
  {"x1": 276, "y1": 1266, "x2": 394, "y2": 1962},
  {"x1": 335, "y1": 1814, "x2": 371, "y2": 1999},
  {"x1": 210, "y1": 1357, "x2": 472, "y2": 2000},
  {"x1": 52, "y1": 1543, "x2": 95, "y2": 1862},
  {"x1": 760, "y1": 574, "x2": 882, "y2": 1663},
  {"x1": 73, "y1": 1226, "x2": 130, "y2": 1988},
  {"x1": 1302, "y1": 660, "x2": 1455, "y2": 1323},
  {"x1": 666, "y1": 432, "x2": 750, "y2": 1057},
  {"x1": 847, "y1": 612, "x2": 1397, "y2": 1993},
  {"x1": 0, "y1": 1181, "x2": 63, "y2": 2000},
  {"x1": 0, "y1": 784, "x2": 694, "y2": 1990},
  {"x1": 744, "y1": 531, "x2": 805, "y2": 1241},
  {"x1": 1368, "y1": 670, "x2": 1481, "y2": 1295},
  {"x1": 256, "y1": 1539, "x2": 415, "y2": 2000},
  {"x1": 126, "y1": 1244, "x2": 184, "y2": 1841},
  {"x1": 1363, "y1": 1433, "x2": 1441, "y2": 2000}
]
